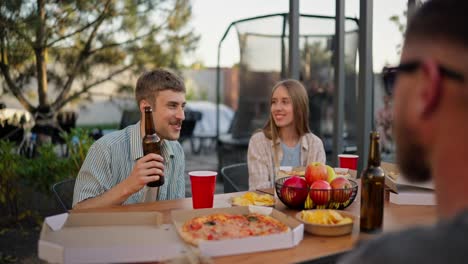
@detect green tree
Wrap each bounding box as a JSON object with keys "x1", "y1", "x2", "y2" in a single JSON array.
[
  {"x1": 389, "y1": 1, "x2": 423, "y2": 55},
  {"x1": 389, "y1": 10, "x2": 407, "y2": 55},
  {"x1": 0, "y1": 0, "x2": 199, "y2": 124}
]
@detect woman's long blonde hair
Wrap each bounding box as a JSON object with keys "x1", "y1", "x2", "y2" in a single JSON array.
[
  {"x1": 262, "y1": 79, "x2": 310, "y2": 141},
  {"x1": 262, "y1": 79, "x2": 310, "y2": 168}
]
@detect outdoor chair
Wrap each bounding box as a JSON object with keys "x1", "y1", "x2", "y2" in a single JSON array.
[
  {"x1": 217, "y1": 133, "x2": 249, "y2": 173},
  {"x1": 221, "y1": 162, "x2": 249, "y2": 193},
  {"x1": 179, "y1": 110, "x2": 202, "y2": 143},
  {"x1": 52, "y1": 178, "x2": 76, "y2": 213},
  {"x1": 57, "y1": 111, "x2": 77, "y2": 133}
]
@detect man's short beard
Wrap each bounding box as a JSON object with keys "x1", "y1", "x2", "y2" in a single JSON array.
[
  {"x1": 396, "y1": 125, "x2": 432, "y2": 182},
  {"x1": 397, "y1": 142, "x2": 431, "y2": 182}
]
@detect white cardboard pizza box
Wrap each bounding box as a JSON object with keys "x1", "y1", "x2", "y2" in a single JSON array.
[
  {"x1": 381, "y1": 161, "x2": 434, "y2": 193},
  {"x1": 38, "y1": 211, "x2": 189, "y2": 263},
  {"x1": 171, "y1": 206, "x2": 304, "y2": 257}
]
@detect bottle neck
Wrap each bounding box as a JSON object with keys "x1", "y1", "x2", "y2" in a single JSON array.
[
  {"x1": 144, "y1": 108, "x2": 156, "y2": 135},
  {"x1": 367, "y1": 136, "x2": 381, "y2": 167}
]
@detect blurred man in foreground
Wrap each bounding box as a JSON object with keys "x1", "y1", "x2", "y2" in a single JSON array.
[{"x1": 341, "y1": 0, "x2": 468, "y2": 263}]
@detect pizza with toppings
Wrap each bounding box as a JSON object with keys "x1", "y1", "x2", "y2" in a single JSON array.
[{"x1": 178, "y1": 213, "x2": 290, "y2": 246}]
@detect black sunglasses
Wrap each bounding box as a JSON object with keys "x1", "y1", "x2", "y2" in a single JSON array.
[{"x1": 382, "y1": 61, "x2": 465, "y2": 96}]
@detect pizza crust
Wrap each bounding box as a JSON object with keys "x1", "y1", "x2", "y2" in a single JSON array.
[{"x1": 178, "y1": 227, "x2": 201, "y2": 246}]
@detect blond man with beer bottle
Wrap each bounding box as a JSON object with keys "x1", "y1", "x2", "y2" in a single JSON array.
[{"x1": 73, "y1": 69, "x2": 186, "y2": 209}]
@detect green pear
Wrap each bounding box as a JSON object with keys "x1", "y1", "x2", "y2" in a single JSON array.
[{"x1": 326, "y1": 165, "x2": 336, "y2": 183}]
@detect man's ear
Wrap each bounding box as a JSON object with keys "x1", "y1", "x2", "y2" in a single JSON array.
[
  {"x1": 420, "y1": 59, "x2": 442, "y2": 118},
  {"x1": 139, "y1": 100, "x2": 152, "y2": 114}
]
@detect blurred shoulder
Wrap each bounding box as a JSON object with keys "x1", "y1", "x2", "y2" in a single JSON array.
[
  {"x1": 250, "y1": 131, "x2": 269, "y2": 143},
  {"x1": 249, "y1": 131, "x2": 272, "y2": 149},
  {"x1": 340, "y1": 221, "x2": 467, "y2": 264},
  {"x1": 339, "y1": 228, "x2": 420, "y2": 263}
]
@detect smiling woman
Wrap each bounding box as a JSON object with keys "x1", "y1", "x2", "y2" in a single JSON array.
[{"x1": 247, "y1": 79, "x2": 326, "y2": 190}]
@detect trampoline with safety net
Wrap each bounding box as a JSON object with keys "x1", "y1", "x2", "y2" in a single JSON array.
[{"x1": 216, "y1": 13, "x2": 359, "y2": 170}]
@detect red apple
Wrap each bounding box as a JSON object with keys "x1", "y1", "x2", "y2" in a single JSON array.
[
  {"x1": 309, "y1": 180, "x2": 331, "y2": 205},
  {"x1": 305, "y1": 162, "x2": 329, "y2": 185},
  {"x1": 280, "y1": 176, "x2": 309, "y2": 208},
  {"x1": 330, "y1": 177, "x2": 353, "y2": 203}
]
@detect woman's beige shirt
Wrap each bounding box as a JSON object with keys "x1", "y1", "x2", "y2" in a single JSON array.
[{"x1": 247, "y1": 131, "x2": 326, "y2": 190}]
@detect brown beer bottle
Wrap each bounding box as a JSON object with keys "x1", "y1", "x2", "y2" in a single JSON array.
[
  {"x1": 360, "y1": 131, "x2": 385, "y2": 233},
  {"x1": 142, "y1": 106, "x2": 164, "y2": 187}
]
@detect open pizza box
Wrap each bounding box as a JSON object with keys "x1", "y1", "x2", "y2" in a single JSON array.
[
  {"x1": 382, "y1": 161, "x2": 435, "y2": 193},
  {"x1": 38, "y1": 211, "x2": 190, "y2": 263},
  {"x1": 171, "y1": 206, "x2": 304, "y2": 257}
]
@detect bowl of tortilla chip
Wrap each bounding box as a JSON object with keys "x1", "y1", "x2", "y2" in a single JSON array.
[{"x1": 231, "y1": 192, "x2": 275, "y2": 207}]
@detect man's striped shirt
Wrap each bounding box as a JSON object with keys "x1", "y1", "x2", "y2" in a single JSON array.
[{"x1": 72, "y1": 122, "x2": 185, "y2": 206}]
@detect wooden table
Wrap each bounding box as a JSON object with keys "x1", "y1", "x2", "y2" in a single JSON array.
[{"x1": 73, "y1": 186, "x2": 437, "y2": 264}]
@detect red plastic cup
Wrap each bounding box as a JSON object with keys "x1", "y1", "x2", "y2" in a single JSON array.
[
  {"x1": 338, "y1": 154, "x2": 359, "y2": 170},
  {"x1": 189, "y1": 171, "x2": 217, "y2": 209}
]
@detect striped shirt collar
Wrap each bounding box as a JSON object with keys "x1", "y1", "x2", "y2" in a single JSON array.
[{"x1": 130, "y1": 121, "x2": 175, "y2": 161}]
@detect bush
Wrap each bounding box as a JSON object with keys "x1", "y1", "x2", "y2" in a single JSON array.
[
  {"x1": 0, "y1": 140, "x2": 23, "y2": 221},
  {"x1": 19, "y1": 143, "x2": 70, "y2": 196},
  {"x1": 61, "y1": 128, "x2": 94, "y2": 178},
  {"x1": 0, "y1": 128, "x2": 95, "y2": 223}
]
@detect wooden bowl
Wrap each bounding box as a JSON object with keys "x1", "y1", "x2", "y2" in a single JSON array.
[{"x1": 295, "y1": 210, "x2": 356, "y2": 236}]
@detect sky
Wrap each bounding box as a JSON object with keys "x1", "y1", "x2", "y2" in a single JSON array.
[{"x1": 186, "y1": 0, "x2": 407, "y2": 72}]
